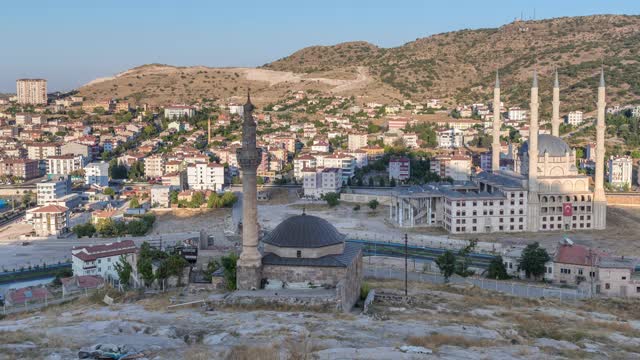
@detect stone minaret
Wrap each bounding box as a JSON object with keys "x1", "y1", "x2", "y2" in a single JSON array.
[
  {"x1": 207, "y1": 117, "x2": 212, "y2": 144},
  {"x1": 491, "y1": 71, "x2": 501, "y2": 172},
  {"x1": 593, "y1": 69, "x2": 607, "y2": 229},
  {"x1": 551, "y1": 69, "x2": 561, "y2": 137},
  {"x1": 527, "y1": 71, "x2": 540, "y2": 232},
  {"x1": 236, "y1": 90, "x2": 263, "y2": 290}
]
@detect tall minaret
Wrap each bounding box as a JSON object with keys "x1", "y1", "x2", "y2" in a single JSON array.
[
  {"x1": 527, "y1": 71, "x2": 540, "y2": 232},
  {"x1": 551, "y1": 69, "x2": 561, "y2": 137},
  {"x1": 207, "y1": 117, "x2": 212, "y2": 144},
  {"x1": 236, "y1": 90, "x2": 263, "y2": 290},
  {"x1": 491, "y1": 71, "x2": 501, "y2": 172},
  {"x1": 593, "y1": 69, "x2": 607, "y2": 229}
]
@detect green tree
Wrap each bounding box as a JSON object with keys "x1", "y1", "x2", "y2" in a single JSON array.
[
  {"x1": 191, "y1": 192, "x2": 205, "y2": 208},
  {"x1": 356, "y1": 177, "x2": 364, "y2": 186},
  {"x1": 454, "y1": 239, "x2": 477, "y2": 277},
  {"x1": 203, "y1": 259, "x2": 220, "y2": 282},
  {"x1": 378, "y1": 178, "x2": 386, "y2": 187},
  {"x1": 170, "y1": 190, "x2": 179, "y2": 205},
  {"x1": 127, "y1": 220, "x2": 149, "y2": 236},
  {"x1": 114, "y1": 255, "x2": 133, "y2": 287},
  {"x1": 390, "y1": 178, "x2": 396, "y2": 187},
  {"x1": 103, "y1": 187, "x2": 116, "y2": 196},
  {"x1": 323, "y1": 192, "x2": 340, "y2": 207},
  {"x1": 72, "y1": 223, "x2": 96, "y2": 238},
  {"x1": 487, "y1": 255, "x2": 510, "y2": 280},
  {"x1": 436, "y1": 250, "x2": 456, "y2": 283},
  {"x1": 368, "y1": 177, "x2": 374, "y2": 187},
  {"x1": 220, "y1": 253, "x2": 239, "y2": 290},
  {"x1": 368, "y1": 199, "x2": 379, "y2": 210},
  {"x1": 128, "y1": 161, "x2": 145, "y2": 181},
  {"x1": 108, "y1": 159, "x2": 128, "y2": 179},
  {"x1": 129, "y1": 197, "x2": 140, "y2": 208},
  {"x1": 518, "y1": 242, "x2": 550, "y2": 280},
  {"x1": 137, "y1": 257, "x2": 155, "y2": 287},
  {"x1": 95, "y1": 218, "x2": 117, "y2": 237}
]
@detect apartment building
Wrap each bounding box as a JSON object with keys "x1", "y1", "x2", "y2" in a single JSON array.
[
  {"x1": 27, "y1": 142, "x2": 61, "y2": 160},
  {"x1": 72, "y1": 241, "x2": 137, "y2": 281},
  {"x1": 608, "y1": 155, "x2": 633, "y2": 188},
  {"x1": 430, "y1": 154, "x2": 472, "y2": 181},
  {"x1": 187, "y1": 162, "x2": 225, "y2": 191},
  {"x1": 389, "y1": 156, "x2": 410, "y2": 181},
  {"x1": 47, "y1": 154, "x2": 86, "y2": 176},
  {"x1": 348, "y1": 133, "x2": 368, "y2": 151},
  {"x1": 84, "y1": 162, "x2": 110, "y2": 187},
  {"x1": 0, "y1": 159, "x2": 39, "y2": 180},
  {"x1": 565, "y1": 111, "x2": 584, "y2": 126},
  {"x1": 16, "y1": 79, "x2": 47, "y2": 105},
  {"x1": 26, "y1": 204, "x2": 70, "y2": 237},
  {"x1": 144, "y1": 155, "x2": 166, "y2": 179},
  {"x1": 164, "y1": 105, "x2": 195, "y2": 119},
  {"x1": 302, "y1": 167, "x2": 342, "y2": 199}
]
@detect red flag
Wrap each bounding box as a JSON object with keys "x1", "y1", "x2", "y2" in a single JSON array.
[{"x1": 563, "y1": 203, "x2": 573, "y2": 217}]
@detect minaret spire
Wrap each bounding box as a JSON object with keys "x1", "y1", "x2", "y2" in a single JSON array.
[
  {"x1": 551, "y1": 68, "x2": 561, "y2": 137},
  {"x1": 527, "y1": 69, "x2": 540, "y2": 232},
  {"x1": 491, "y1": 70, "x2": 501, "y2": 172},
  {"x1": 593, "y1": 67, "x2": 607, "y2": 229}
]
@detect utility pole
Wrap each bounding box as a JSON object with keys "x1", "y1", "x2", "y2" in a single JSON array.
[{"x1": 404, "y1": 233, "x2": 408, "y2": 297}]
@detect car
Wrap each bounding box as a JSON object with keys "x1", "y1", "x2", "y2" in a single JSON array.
[{"x1": 21, "y1": 241, "x2": 30, "y2": 246}]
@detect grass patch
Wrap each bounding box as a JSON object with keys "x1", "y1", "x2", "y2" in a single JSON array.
[{"x1": 406, "y1": 333, "x2": 495, "y2": 349}]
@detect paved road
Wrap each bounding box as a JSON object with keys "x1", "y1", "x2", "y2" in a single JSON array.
[{"x1": 365, "y1": 265, "x2": 591, "y2": 300}]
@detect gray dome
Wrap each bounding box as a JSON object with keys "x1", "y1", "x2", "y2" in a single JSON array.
[
  {"x1": 520, "y1": 134, "x2": 571, "y2": 157},
  {"x1": 262, "y1": 214, "x2": 346, "y2": 248}
]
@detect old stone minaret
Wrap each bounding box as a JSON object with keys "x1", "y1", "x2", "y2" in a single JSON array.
[
  {"x1": 551, "y1": 69, "x2": 561, "y2": 137},
  {"x1": 491, "y1": 71, "x2": 501, "y2": 172},
  {"x1": 207, "y1": 117, "x2": 212, "y2": 144},
  {"x1": 593, "y1": 69, "x2": 607, "y2": 229},
  {"x1": 527, "y1": 71, "x2": 540, "y2": 232},
  {"x1": 236, "y1": 90, "x2": 263, "y2": 290}
]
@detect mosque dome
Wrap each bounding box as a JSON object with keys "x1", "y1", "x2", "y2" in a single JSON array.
[
  {"x1": 519, "y1": 134, "x2": 571, "y2": 157},
  {"x1": 262, "y1": 214, "x2": 346, "y2": 248}
]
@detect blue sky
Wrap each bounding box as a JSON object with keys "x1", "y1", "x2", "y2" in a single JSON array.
[{"x1": 1, "y1": 0, "x2": 639, "y2": 92}]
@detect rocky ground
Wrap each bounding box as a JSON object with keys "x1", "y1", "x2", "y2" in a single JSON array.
[{"x1": 2, "y1": 280, "x2": 640, "y2": 359}]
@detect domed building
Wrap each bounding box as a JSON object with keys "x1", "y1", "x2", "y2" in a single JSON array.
[{"x1": 260, "y1": 213, "x2": 364, "y2": 309}]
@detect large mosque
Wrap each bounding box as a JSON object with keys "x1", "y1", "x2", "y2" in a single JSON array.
[{"x1": 390, "y1": 69, "x2": 607, "y2": 233}]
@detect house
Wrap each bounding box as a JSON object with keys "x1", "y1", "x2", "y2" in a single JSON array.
[
  {"x1": 5, "y1": 287, "x2": 52, "y2": 306},
  {"x1": 60, "y1": 275, "x2": 105, "y2": 297},
  {"x1": 597, "y1": 257, "x2": 640, "y2": 298},
  {"x1": 553, "y1": 242, "x2": 599, "y2": 286},
  {"x1": 26, "y1": 204, "x2": 70, "y2": 237},
  {"x1": 72, "y1": 240, "x2": 137, "y2": 282}
]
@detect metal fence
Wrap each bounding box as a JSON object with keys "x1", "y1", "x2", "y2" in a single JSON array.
[
  {"x1": 1, "y1": 285, "x2": 103, "y2": 316},
  {"x1": 364, "y1": 264, "x2": 591, "y2": 301}
]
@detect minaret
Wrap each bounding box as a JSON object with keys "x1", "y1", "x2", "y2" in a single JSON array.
[
  {"x1": 207, "y1": 117, "x2": 212, "y2": 144},
  {"x1": 551, "y1": 69, "x2": 561, "y2": 137},
  {"x1": 593, "y1": 69, "x2": 607, "y2": 229},
  {"x1": 491, "y1": 71, "x2": 501, "y2": 172},
  {"x1": 236, "y1": 90, "x2": 263, "y2": 290},
  {"x1": 527, "y1": 71, "x2": 540, "y2": 232}
]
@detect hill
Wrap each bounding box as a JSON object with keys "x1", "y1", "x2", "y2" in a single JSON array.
[{"x1": 78, "y1": 15, "x2": 640, "y2": 111}]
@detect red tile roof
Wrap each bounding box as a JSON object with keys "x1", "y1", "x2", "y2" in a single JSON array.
[
  {"x1": 29, "y1": 205, "x2": 69, "y2": 213},
  {"x1": 9, "y1": 287, "x2": 51, "y2": 304},
  {"x1": 61, "y1": 275, "x2": 105, "y2": 289},
  {"x1": 72, "y1": 240, "x2": 136, "y2": 262},
  {"x1": 554, "y1": 244, "x2": 603, "y2": 266}
]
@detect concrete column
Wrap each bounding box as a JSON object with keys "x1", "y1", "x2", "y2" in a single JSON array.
[{"x1": 492, "y1": 72, "x2": 501, "y2": 172}]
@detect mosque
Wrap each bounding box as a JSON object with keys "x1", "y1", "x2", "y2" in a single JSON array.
[{"x1": 390, "y1": 70, "x2": 607, "y2": 233}]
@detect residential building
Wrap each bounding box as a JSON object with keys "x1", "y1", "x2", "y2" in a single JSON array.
[
  {"x1": 144, "y1": 155, "x2": 166, "y2": 178},
  {"x1": 164, "y1": 105, "x2": 195, "y2": 119},
  {"x1": 293, "y1": 154, "x2": 317, "y2": 180},
  {"x1": 322, "y1": 154, "x2": 355, "y2": 183},
  {"x1": 508, "y1": 107, "x2": 527, "y2": 121},
  {"x1": 565, "y1": 111, "x2": 584, "y2": 126},
  {"x1": 16, "y1": 78, "x2": 47, "y2": 105},
  {"x1": 598, "y1": 257, "x2": 640, "y2": 298},
  {"x1": 389, "y1": 156, "x2": 410, "y2": 181},
  {"x1": 151, "y1": 185, "x2": 171, "y2": 208},
  {"x1": 302, "y1": 167, "x2": 342, "y2": 199},
  {"x1": 553, "y1": 242, "x2": 598, "y2": 285},
  {"x1": 162, "y1": 170, "x2": 188, "y2": 191},
  {"x1": 27, "y1": 142, "x2": 61, "y2": 160},
  {"x1": 36, "y1": 178, "x2": 70, "y2": 205},
  {"x1": 61, "y1": 142, "x2": 93, "y2": 160},
  {"x1": 402, "y1": 133, "x2": 419, "y2": 148},
  {"x1": 187, "y1": 162, "x2": 225, "y2": 191},
  {"x1": 0, "y1": 159, "x2": 39, "y2": 180},
  {"x1": 47, "y1": 154, "x2": 86, "y2": 176},
  {"x1": 430, "y1": 154, "x2": 472, "y2": 181},
  {"x1": 311, "y1": 141, "x2": 330, "y2": 153},
  {"x1": 437, "y1": 128, "x2": 464, "y2": 148},
  {"x1": 26, "y1": 204, "x2": 70, "y2": 236},
  {"x1": 84, "y1": 162, "x2": 110, "y2": 187},
  {"x1": 348, "y1": 133, "x2": 368, "y2": 151},
  {"x1": 71, "y1": 240, "x2": 137, "y2": 282},
  {"x1": 608, "y1": 155, "x2": 633, "y2": 188}
]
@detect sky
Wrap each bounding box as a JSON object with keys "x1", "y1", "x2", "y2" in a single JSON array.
[{"x1": 1, "y1": 0, "x2": 639, "y2": 92}]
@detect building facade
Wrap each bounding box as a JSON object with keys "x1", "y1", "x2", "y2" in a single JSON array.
[
  {"x1": 187, "y1": 162, "x2": 224, "y2": 191},
  {"x1": 16, "y1": 79, "x2": 47, "y2": 105}
]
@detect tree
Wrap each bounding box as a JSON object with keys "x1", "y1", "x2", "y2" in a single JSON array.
[
  {"x1": 378, "y1": 178, "x2": 386, "y2": 187},
  {"x1": 203, "y1": 259, "x2": 220, "y2": 282},
  {"x1": 356, "y1": 177, "x2": 364, "y2": 186},
  {"x1": 436, "y1": 250, "x2": 456, "y2": 283},
  {"x1": 21, "y1": 192, "x2": 33, "y2": 207},
  {"x1": 368, "y1": 177, "x2": 374, "y2": 187},
  {"x1": 191, "y1": 191, "x2": 205, "y2": 208},
  {"x1": 72, "y1": 223, "x2": 96, "y2": 238},
  {"x1": 127, "y1": 220, "x2": 149, "y2": 236},
  {"x1": 454, "y1": 239, "x2": 477, "y2": 277},
  {"x1": 518, "y1": 242, "x2": 550, "y2": 280},
  {"x1": 170, "y1": 190, "x2": 179, "y2": 205},
  {"x1": 487, "y1": 255, "x2": 510, "y2": 280},
  {"x1": 323, "y1": 192, "x2": 340, "y2": 207},
  {"x1": 103, "y1": 187, "x2": 116, "y2": 196},
  {"x1": 128, "y1": 161, "x2": 145, "y2": 181},
  {"x1": 390, "y1": 178, "x2": 396, "y2": 187},
  {"x1": 114, "y1": 255, "x2": 133, "y2": 287},
  {"x1": 95, "y1": 218, "x2": 117, "y2": 237},
  {"x1": 220, "y1": 253, "x2": 239, "y2": 290},
  {"x1": 137, "y1": 257, "x2": 155, "y2": 287},
  {"x1": 368, "y1": 199, "x2": 379, "y2": 210},
  {"x1": 129, "y1": 197, "x2": 140, "y2": 208}
]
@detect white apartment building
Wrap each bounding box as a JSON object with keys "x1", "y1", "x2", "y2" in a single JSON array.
[
  {"x1": 430, "y1": 154, "x2": 472, "y2": 181},
  {"x1": 144, "y1": 155, "x2": 166, "y2": 179},
  {"x1": 47, "y1": 154, "x2": 86, "y2": 176},
  {"x1": 508, "y1": 107, "x2": 527, "y2": 121},
  {"x1": 187, "y1": 162, "x2": 225, "y2": 191},
  {"x1": 389, "y1": 156, "x2": 410, "y2": 181},
  {"x1": 321, "y1": 154, "x2": 355, "y2": 183},
  {"x1": 402, "y1": 133, "x2": 419, "y2": 148},
  {"x1": 16, "y1": 79, "x2": 47, "y2": 105},
  {"x1": 151, "y1": 185, "x2": 171, "y2": 208},
  {"x1": 27, "y1": 143, "x2": 61, "y2": 161},
  {"x1": 164, "y1": 105, "x2": 195, "y2": 119},
  {"x1": 565, "y1": 111, "x2": 584, "y2": 126},
  {"x1": 36, "y1": 179, "x2": 69, "y2": 205},
  {"x1": 437, "y1": 128, "x2": 464, "y2": 148},
  {"x1": 608, "y1": 155, "x2": 633, "y2": 187},
  {"x1": 293, "y1": 155, "x2": 317, "y2": 180},
  {"x1": 84, "y1": 162, "x2": 110, "y2": 187},
  {"x1": 346, "y1": 149, "x2": 368, "y2": 168},
  {"x1": 72, "y1": 241, "x2": 137, "y2": 282},
  {"x1": 348, "y1": 133, "x2": 368, "y2": 151},
  {"x1": 26, "y1": 204, "x2": 70, "y2": 237},
  {"x1": 302, "y1": 168, "x2": 342, "y2": 199}
]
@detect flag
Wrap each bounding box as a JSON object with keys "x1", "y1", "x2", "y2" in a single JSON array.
[{"x1": 563, "y1": 203, "x2": 573, "y2": 217}]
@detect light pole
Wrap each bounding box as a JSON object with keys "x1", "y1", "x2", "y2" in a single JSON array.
[{"x1": 404, "y1": 233, "x2": 408, "y2": 297}]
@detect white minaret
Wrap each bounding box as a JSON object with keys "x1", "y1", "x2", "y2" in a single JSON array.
[
  {"x1": 551, "y1": 69, "x2": 561, "y2": 137},
  {"x1": 527, "y1": 70, "x2": 540, "y2": 232},
  {"x1": 492, "y1": 71, "x2": 501, "y2": 172},
  {"x1": 593, "y1": 69, "x2": 607, "y2": 229}
]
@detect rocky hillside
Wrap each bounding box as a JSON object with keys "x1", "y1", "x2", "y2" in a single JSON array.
[
  {"x1": 78, "y1": 15, "x2": 640, "y2": 111},
  {"x1": 265, "y1": 15, "x2": 640, "y2": 111}
]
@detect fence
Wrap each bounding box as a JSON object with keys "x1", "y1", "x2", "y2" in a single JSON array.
[
  {"x1": 364, "y1": 263, "x2": 591, "y2": 301},
  {"x1": 1, "y1": 284, "x2": 103, "y2": 316}
]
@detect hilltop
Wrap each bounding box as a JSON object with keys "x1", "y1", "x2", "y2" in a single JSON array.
[{"x1": 78, "y1": 15, "x2": 640, "y2": 111}]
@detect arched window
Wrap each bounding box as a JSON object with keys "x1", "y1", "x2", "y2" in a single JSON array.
[
  {"x1": 550, "y1": 196, "x2": 556, "y2": 202},
  {"x1": 542, "y1": 196, "x2": 548, "y2": 203},
  {"x1": 581, "y1": 195, "x2": 585, "y2": 202}
]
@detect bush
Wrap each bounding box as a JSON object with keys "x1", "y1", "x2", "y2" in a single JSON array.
[
  {"x1": 368, "y1": 199, "x2": 379, "y2": 210},
  {"x1": 353, "y1": 205, "x2": 361, "y2": 211},
  {"x1": 323, "y1": 192, "x2": 339, "y2": 207},
  {"x1": 360, "y1": 282, "x2": 371, "y2": 301}
]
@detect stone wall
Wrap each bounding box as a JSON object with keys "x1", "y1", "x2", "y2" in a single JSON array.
[
  {"x1": 262, "y1": 265, "x2": 346, "y2": 287},
  {"x1": 340, "y1": 193, "x2": 392, "y2": 205},
  {"x1": 338, "y1": 250, "x2": 363, "y2": 312},
  {"x1": 607, "y1": 194, "x2": 640, "y2": 207}
]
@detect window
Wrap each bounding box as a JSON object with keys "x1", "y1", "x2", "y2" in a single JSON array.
[
  {"x1": 605, "y1": 283, "x2": 610, "y2": 290},
  {"x1": 578, "y1": 269, "x2": 583, "y2": 275},
  {"x1": 636, "y1": 287, "x2": 640, "y2": 293},
  {"x1": 296, "y1": 250, "x2": 302, "y2": 258},
  {"x1": 622, "y1": 276, "x2": 627, "y2": 280}
]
